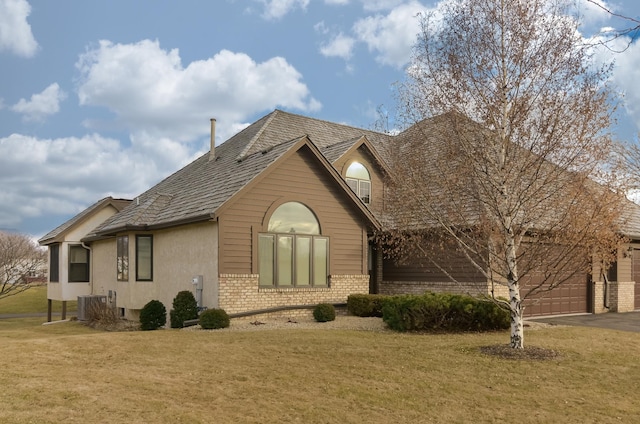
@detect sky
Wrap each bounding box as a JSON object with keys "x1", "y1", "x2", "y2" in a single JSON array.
[{"x1": 1, "y1": 0, "x2": 639, "y2": 239}]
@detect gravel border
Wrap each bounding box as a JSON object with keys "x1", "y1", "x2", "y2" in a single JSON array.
[
  {"x1": 183, "y1": 315, "x2": 391, "y2": 332},
  {"x1": 183, "y1": 316, "x2": 555, "y2": 333}
]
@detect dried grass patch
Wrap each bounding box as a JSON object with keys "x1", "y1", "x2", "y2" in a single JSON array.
[{"x1": 1, "y1": 318, "x2": 640, "y2": 423}]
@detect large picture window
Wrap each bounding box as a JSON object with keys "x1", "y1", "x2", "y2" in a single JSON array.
[
  {"x1": 117, "y1": 235, "x2": 129, "y2": 281},
  {"x1": 136, "y1": 235, "x2": 153, "y2": 281},
  {"x1": 259, "y1": 202, "x2": 328, "y2": 287},
  {"x1": 68, "y1": 245, "x2": 90, "y2": 282},
  {"x1": 345, "y1": 161, "x2": 371, "y2": 204}
]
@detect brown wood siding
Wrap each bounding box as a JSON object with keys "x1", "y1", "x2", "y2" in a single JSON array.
[
  {"x1": 219, "y1": 146, "x2": 368, "y2": 275},
  {"x1": 382, "y1": 248, "x2": 486, "y2": 284},
  {"x1": 334, "y1": 147, "x2": 385, "y2": 217}
]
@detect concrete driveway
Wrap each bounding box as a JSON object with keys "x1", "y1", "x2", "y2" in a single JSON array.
[{"x1": 529, "y1": 311, "x2": 640, "y2": 333}]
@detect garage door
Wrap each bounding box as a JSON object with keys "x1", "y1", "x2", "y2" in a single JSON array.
[{"x1": 521, "y1": 272, "x2": 590, "y2": 317}]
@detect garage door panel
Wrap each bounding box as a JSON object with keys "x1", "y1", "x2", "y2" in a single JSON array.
[{"x1": 521, "y1": 273, "x2": 589, "y2": 317}]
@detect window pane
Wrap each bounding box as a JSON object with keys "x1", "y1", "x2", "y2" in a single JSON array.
[
  {"x1": 359, "y1": 180, "x2": 371, "y2": 204},
  {"x1": 69, "y1": 245, "x2": 88, "y2": 263},
  {"x1": 259, "y1": 234, "x2": 274, "y2": 286},
  {"x1": 296, "y1": 237, "x2": 311, "y2": 286},
  {"x1": 313, "y1": 238, "x2": 328, "y2": 286},
  {"x1": 277, "y1": 235, "x2": 293, "y2": 285},
  {"x1": 346, "y1": 162, "x2": 370, "y2": 180},
  {"x1": 346, "y1": 178, "x2": 359, "y2": 194},
  {"x1": 69, "y1": 245, "x2": 90, "y2": 282},
  {"x1": 117, "y1": 236, "x2": 129, "y2": 281},
  {"x1": 268, "y1": 202, "x2": 319, "y2": 234},
  {"x1": 136, "y1": 236, "x2": 153, "y2": 281},
  {"x1": 69, "y1": 264, "x2": 89, "y2": 282},
  {"x1": 49, "y1": 244, "x2": 59, "y2": 282}
]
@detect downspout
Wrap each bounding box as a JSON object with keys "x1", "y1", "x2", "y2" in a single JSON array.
[
  {"x1": 601, "y1": 270, "x2": 610, "y2": 310},
  {"x1": 81, "y1": 242, "x2": 93, "y2": 295}
]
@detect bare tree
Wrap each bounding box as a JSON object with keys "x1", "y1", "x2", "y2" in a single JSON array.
[
  {"x1": 385, "y1": 0, "x2": 624, "y2": 349},
  {"x1": 0, "y1": 231, "x2": 47, "y2": 301},
  {"x1": 614, "y1": 140, "x2": 640, "y2": 190},
  {"x1": 586, "y1": 0, "x2": 640, "y2": 52}
]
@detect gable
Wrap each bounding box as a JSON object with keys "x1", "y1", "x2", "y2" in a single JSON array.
[
  {"x1": 217, "y1": 144, "x2": 374, "y2": 275},
  {"x1": 39, "y1": 197, "x2": 131, "y2": 245}
]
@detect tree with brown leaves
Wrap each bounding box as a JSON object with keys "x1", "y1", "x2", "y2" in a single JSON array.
[
  {"x1": 0, "y1": 231, "x2": 47, "y2": 301},
  {"x1": 385, "y1": 0, "x2": 624, "y2": 349}
]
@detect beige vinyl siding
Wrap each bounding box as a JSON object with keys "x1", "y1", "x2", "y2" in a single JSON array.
[{"x1": 219, "y1": 145, "x2": 368, "y2": 276}]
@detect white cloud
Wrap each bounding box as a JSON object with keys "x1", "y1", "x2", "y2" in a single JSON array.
[
  {"x1": 358, "y1": 0, "x2": 406, "y2": 11},
  {"x1": 11, "y1": 83, "x2": 67, "y2": 122},
  {"x1": 76, "y1": 39, "x2": 321, "y2": 144},
  {"x1": 256, "y1": 0, "x2": 310, "y2": 20},
  {"x1": 353, "y1": 1, "x2": 431, "y2": 67},
  {"x1": 325, "y1": 0, "x2": 349, "y2": 5},
  {"x1": 0, "y1": 132, "x2": 196, "y2": 231},
  {"x1": 608, "y1": 39, "x2": 640, "y2": 136},
  {"x1": 578, "y1": 0, "x2": 613, "y2": 28},
  {"x1": 320, "y1": 33, "x2": 356, "y2": 60},
  {"x1": 0, "y1": 0, "x2": 38, "y2": 57}
]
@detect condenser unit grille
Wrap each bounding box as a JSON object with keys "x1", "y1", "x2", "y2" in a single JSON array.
[{"x1": 77, "y1": 295, "x2": 107, "y2": 321}]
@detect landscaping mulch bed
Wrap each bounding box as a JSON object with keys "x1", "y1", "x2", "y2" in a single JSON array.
[{"x1": 479, "y1": 344, "x2": 560, "y2": 360}]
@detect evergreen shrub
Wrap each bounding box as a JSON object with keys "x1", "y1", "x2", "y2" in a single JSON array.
[
  {"x1": 381, "y1": 292, "x2": 509, "y2": 332},
  {"x1": 313, "y1": 303, "x2": 336, "y2": 322},
  {"x1": 199, "y1": 308, "x2": 230, "y2": 329},
  {"x1": 170, "y1": 290, "x2": 199, "y2": 328},
  {"x1": 139, "y1": 300, "x2": 167, "y2": 331},
  {"x1": 347, "y1": 294, "x2": 388, "y2": 317}
]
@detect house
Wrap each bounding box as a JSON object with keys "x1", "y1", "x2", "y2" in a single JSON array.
[
  {"x1": 39, "y1": 110, "x2": 640, "y2": 321},
  {"x1": 38, "y1": 197, "x2": 131, "y2": 320}
]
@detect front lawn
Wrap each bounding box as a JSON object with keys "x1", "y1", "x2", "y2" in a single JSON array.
[
  {"x1": 0, "y1": 285, "x2": 77, "y2": 315},
  {"x1": 0, "y1": 318, "x2": 639, "y2": 423}
]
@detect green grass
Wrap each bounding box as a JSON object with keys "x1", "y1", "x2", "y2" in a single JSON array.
[
  {"x1": 0, "y1": 286, "x2": 77, "y2": 315},
  {"x1": 1, "y1": 318, "x2": 639, "y2": 423}
]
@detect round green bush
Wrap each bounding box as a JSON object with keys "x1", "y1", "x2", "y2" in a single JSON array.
[
  {"x1": 313, "y1": 303, "x2": 336, "y2": 322},
  {"x1": 199, "y1": 308, "x2": 230, "y2": 329},
  {"x1": 139, "y1": 300, "x2": 166, "y2": 331},
  {"x1": 170, "y1": 290, "x2": 198, "y2": 328}
]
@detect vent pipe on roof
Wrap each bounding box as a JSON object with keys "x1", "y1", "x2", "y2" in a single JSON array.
[{"x1": 209, "y1": 118, "x2": 216, "y2": 161}]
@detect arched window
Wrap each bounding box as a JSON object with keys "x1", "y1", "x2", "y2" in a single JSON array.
[
  {"x1": 259, "y1": 202, "x2": 328, "y2": 288},
  {"x1": 346, "y1": 162, "x2": 371, "y2": 204}
]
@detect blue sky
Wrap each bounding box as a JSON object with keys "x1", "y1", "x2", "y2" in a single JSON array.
[{"x1": 1, "y1": 0, "x2": 639, "y2": 239}]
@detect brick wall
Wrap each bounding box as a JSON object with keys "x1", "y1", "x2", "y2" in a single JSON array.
[
  {"x1": 610, "y1": 281, "x2": 635, "y2": 313},
  {"x1": 593, "y1": 281, "x2": 607, "y2": 314},
  {"x1": 218, "y1": 274, "x2": 369, "y2": 315}
]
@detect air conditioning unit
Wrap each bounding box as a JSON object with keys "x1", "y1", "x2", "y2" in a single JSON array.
[{"x1": 77, "y1": 295, "x2": 107, "y2": 321}]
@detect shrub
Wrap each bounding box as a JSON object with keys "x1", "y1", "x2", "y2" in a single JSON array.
[
  {"x1": 313, "y1": 303, "x2": 336, "y2": 322},
  {"x1": 347, "y1": 294, "x2": 388, "y2": 317},
  {"x1": 199, "y1": 308, "x2": 230, "y2": 329},
  {"x1": 382, "y1": 292, "x2": 509, "y2": 332},
  {"x1": 87, "y1": 301, "x2": 119, "y2": 327},
  {"x1": 170, "y1": 290, "x2": 199, "y2": 328},
  {"x1": 139, "y1": 300, "x2": 167, "y2": 331}
]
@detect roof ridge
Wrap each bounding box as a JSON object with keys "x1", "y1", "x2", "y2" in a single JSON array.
[{"x1": 236, "y1": 110, "x2": 279, "y2": 161}]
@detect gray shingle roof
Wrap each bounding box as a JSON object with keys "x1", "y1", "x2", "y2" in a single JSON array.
[{"x1": 92, "y1": 110, "x2": 391, "y2": 236}]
